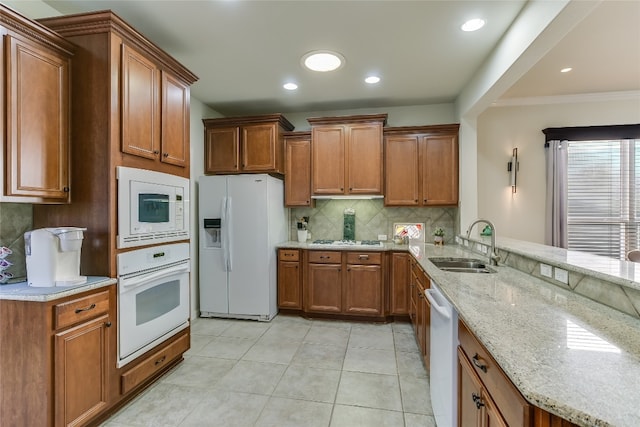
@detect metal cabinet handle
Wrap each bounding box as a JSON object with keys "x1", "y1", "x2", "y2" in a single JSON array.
[
  {"x1": 74, "y1": 303, "x2": 96, "y2": 314},
  {"x1": 472, "y1": 353, "x2": 488, "y2": 373},
  {"x1": 163, "y1": 153, "x2": 169, "y2": 157},
  {"x1": 358, "y1": 254, "x2": 369, "y2": 260},
  {"x1": 63, "y1": 187, "x2": 70, "y2": 192},
  {"x1": 155, "y1": 356, "x2": 166, "y2": 366},
  {"x1": 105, "y1": 321, "x2": 112, "y2": 328},
  {"x1": 153, "y1": 150, "x2": 159, "y2": 154},
  {"x1": 472, "y1": 393, "x2": 485, "y2": 409}
]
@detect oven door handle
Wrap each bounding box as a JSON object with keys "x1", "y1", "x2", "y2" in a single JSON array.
[{"x1": 120, "y1": 263, "x2": 189, "y2": 289}]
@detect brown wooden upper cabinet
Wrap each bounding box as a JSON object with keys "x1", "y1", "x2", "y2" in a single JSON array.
[
  {"x1": 384, "y1": 124, "x2": 459, "y2": 206},
  {"x1": 203, "y1": 114, "x2": 294, "y2": 175},
  {"x1": 284, "y1": 131, "x2": 314, "y2": 207},
  {"x1": 1, "y1": 5, "x2": 74, "y2": 203},
  {"x1": 39, "y1": 10, "x2": 197, "y2": 181},
  {"x1": 309, "y1": 114, "x2": 387, "y2": 196},
  {"x1": 121, "y1": 44, "x2": 191, "y2": 168}
]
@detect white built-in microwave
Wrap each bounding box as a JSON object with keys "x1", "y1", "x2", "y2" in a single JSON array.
[{"x1": 117, "y1": 166, "x2": 190, "y2": 249}]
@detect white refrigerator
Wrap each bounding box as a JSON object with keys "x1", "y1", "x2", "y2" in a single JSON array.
[{"x1": 198, "y1": 174, "x2": 287, "y2": 321}]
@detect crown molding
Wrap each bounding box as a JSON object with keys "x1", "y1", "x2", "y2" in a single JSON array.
[{"x1": 491, "y1": 90, "x2": 640, "y2": 107}]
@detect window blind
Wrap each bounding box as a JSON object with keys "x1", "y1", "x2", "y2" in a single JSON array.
[{"x1": 567, "y1": 139, "x2": 639, "y2": 260}]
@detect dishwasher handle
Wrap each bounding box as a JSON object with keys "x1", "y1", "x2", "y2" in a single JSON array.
[{"x1": 425, "y1": 288, "x2": 451, "y2": 320}]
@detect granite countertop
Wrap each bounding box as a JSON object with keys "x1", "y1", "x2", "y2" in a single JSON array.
[
  {"x1": 279, "y1": 240, "x2": 640, "y2": 426},
  {"x1": 0, "y1": 276, "x2": 116, "y2": 302}
]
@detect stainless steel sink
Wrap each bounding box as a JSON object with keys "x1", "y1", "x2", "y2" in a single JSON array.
[{"x1": 428, "y1": 257, "x2": 496, "y2": 274}]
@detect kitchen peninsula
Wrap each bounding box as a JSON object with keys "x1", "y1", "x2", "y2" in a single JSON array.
[{"x1": 277, "y1": 237, "x2": 640, "y2": 427}]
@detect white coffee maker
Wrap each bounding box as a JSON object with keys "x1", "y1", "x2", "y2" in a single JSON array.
[{"x1": 25, "y1": 227, "x2": 87, "y2": 287}]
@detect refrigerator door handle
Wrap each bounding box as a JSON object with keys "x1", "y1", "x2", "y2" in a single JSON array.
[
  {"x1": 221, "y1": 197, "x2": 232, "y2": 272},
  {"x1": 226, "y1": 197, "x2": 233, "y2": 271}
]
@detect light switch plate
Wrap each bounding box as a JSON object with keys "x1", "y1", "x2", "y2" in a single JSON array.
[
  {"x1": 554, "y1": 268, "x2": 569, "y2": 284},
  {"x1": 455, "y1": 236, "x2": 461, "y2": 244},
  {"x1": 540, "y1": 264, "x2": 552, "y2": 278},
  {"x1": 463, "y1": 240, "x2": 469, "y2": 247},
  {"x1": 479, "y1": 244, "x2": 488, "y2": 254}
]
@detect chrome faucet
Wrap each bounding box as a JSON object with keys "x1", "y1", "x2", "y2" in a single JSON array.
[{"x1": 466, "y1": 219, "x2": 500, "y2": 266}]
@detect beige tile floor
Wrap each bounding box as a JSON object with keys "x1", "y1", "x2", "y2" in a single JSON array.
[{"x1": 101, "y1": 315, "x2": 436, "y2": 427}]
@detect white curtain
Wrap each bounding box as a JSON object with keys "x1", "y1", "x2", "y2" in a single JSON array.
[{"x1": 545, "y1": 140, "x2": 568, "y2": 248}]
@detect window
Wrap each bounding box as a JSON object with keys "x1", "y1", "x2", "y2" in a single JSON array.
[
  {"x1": 543, "y1": 125, "x2": 640, "y2": 260},
  {"x1": 566, "y1": 139, "x2": 638, "y2": 260}
]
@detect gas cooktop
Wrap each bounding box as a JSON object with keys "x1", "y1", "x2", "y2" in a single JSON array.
[{"x1": 309, "y1": 239, "x2": 384, "y2": 248}]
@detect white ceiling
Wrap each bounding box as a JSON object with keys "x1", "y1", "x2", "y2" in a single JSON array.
[{"x1": 37, "y1": 0, "x2": 640, "y2": 116}]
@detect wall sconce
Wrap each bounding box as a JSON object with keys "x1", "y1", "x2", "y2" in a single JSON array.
[{"x1": 507, "y1": 148, "x2": 518, "y2": 193}]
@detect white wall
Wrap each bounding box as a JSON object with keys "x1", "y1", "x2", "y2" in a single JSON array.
[{"x1": 477, "y1": 96, "x2": 640, "y2": 243}]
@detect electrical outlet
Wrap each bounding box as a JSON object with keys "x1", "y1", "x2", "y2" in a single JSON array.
[
  {"x1": 554, "y1": 268, "x2": 569, "y2": 284},
  {"x1": 463, "y1": 240, "x2": 469, "y2": 247},
  {"x1": 479, "y1": 244, "x2": 488, "y2": 254},
  {"x1": 378, "y1": 234, "x2": 387, "y2": 241},
  {"x1": 540, "y1": 264, "x2": 552, "y2": 278},
  {"x1": 455, "y1": 236, "x2": 461, "y2": 244}
]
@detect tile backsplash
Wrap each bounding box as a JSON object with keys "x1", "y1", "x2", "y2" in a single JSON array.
[
  {"x1": 291, "y1": 199, "x2": 457, "y2": 243},
  {"x1": 0, "y1": 203, "x2": 32, "y2": 283}
]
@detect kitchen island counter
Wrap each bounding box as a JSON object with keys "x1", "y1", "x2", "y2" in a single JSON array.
[{"x1": 277, "y1": 240, "x2": 640, "y2": 426}]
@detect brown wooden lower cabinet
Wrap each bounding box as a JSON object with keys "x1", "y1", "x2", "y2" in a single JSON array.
[
  {"x1": 390, "y1": 252, "x2": 411, "y2": 315},
  {"x1": 0, "y1": 284, "x2": 190, "y2": 427},
  {"x1": 0, "y1": 285, "x2": 116, "y2": 427},
  {"x1": 345, "y1": 252, "x2": 383, "y2": 316},
  {"x1": 277, "y1": 249, "x2": 302, "y2": 309},
  {"x1": 458, "y1": 319, "x2": 580, "y2": 427}
]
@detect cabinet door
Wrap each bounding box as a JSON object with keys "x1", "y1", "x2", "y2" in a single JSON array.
[
  {"x1": 121, "y1": 43, "x2": 160, "y2": 160},
  {"x1": 278, "y1": 260, "x2": 302, "y2": 309},
  {"x1": 484, "y1": 390, "x2": 509, "y2": 427},
  {"x1": 409, "y1": 261, "x2": 418, "y2": 330},
  {"x1": 55, "y1": 314, "x2": 110, "y2": 427},
  {"x1": 344, "y1": 264, "x2": 383, "y2": 316},
  {"x1": 284, "y1": 137, "x2": 312, "y2": 207},
  {"x1": 161, "y1": 71, "x2": 189, "y2": 167},
  {"x1": 242, "y1": 123, "x2": 278, "y2": 171},
  {"x1": 306, "y1": 263, "x2": 342, "y2": 313},
  {"x1": 312, "y1": 126, "x2": 345, "y2": 194},
  {"x1": 4, "y1": 34, "x2": 70, "y2": 201},
  {"x1": 384, "y1": 136, "x2": 420, "y2": 206},
  {"x1": 458, "y1": 348, "x2": 484, "y2": 427},
  {"x1": 390, "y1": 252, "x2": 411, "y2": 315},
  {"x1": 421, "y1": 135, "x2": 458, "y2": 206},
  {"x1": 205, "y1": 126, "x2": 240, "y2": 173},
  {"x1": 347, "y1": 123, "x2": 383, "y2": 194}
]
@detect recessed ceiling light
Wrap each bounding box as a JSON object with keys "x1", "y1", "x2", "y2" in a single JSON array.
[
  {"x1": 302, "y1": 50, "x2": 344, "y2": 72},
  {"x1": 283, "y1": 82, "x2": 298, "y2": 90},
  {"x1": 560, "y1": 67, "x2": 573, "y2": 73},
  {"x1": 461, "y1": 18, "x2": 485, "y2": 32},
  {"x1": 365, "y1": 76, "x2": 380, "y2": 84}
]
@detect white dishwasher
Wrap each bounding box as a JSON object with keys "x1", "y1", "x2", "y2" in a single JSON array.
[{"x1": 425, "y1": 281, "x2": 458, "y2": 427}]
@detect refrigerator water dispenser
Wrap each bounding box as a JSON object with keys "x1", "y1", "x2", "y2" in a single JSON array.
[{"x1": 203, "y1": 218, "x2": 221, "y2": 248}]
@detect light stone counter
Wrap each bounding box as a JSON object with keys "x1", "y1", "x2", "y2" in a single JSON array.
[
  {"x1": 0, "y1": 276, "x2": 116, "y2": 302},
  {"x1": 279, "y1": 240, "x2": 640, "y2": 426}
]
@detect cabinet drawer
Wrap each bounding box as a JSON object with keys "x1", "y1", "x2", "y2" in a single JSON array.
[
  {"x1": 458, "y1": 320, "x2": 531, "y2": 427},
  {"x1": 279, "y1": 249, "x2": 300, "y2": 261},
  {"x1": 346, "y1": 252, "x2": 381, "y2": 265},
  {"x1": 308, "y1": 251, "x2": 341, "y2": 263},
  {"x1": 54, "y1": 290, "x2": 110, "y2": 330},
  {"x1": 121, "y1": 332, "x2": 189, "y2": 394}
]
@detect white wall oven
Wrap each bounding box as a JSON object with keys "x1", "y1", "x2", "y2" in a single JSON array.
[
  {"x1": 117, "y1": 243, "x2": 190, "y2": 368},
  {"x1": 117, "y1": 166, "x2": 190, "y2": 249}
]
